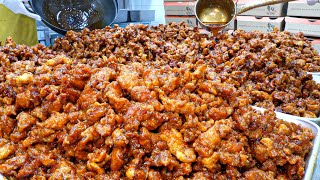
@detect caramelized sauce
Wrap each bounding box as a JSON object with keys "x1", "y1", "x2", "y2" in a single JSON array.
[
  {"x1": 43, "y1": 0, "x2": 104, "y2": 31},
  {"x1": 199, "y1": 7, "x2": 231, "y2": 27}
]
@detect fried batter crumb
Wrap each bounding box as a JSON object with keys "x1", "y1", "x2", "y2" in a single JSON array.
[{"x1": 0, "y1": 22, "x2": 318, "y2": 180}]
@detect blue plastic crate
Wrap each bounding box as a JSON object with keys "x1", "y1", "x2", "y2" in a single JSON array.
[{"x1": 112, "y1": 21, "x2": 152, "y2": 28}]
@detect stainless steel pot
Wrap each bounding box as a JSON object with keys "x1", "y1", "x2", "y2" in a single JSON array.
[{"x1": 25, "y1": 0, "x2": 118, "y2": 34}]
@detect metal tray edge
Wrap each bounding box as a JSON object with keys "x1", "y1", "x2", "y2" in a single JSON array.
[
  {"x1": 252, "y1": 106, "x2": 320, "y2": 180},
  {"x1": 253, "y1": 75, "x2": 320, "y2": 124}
]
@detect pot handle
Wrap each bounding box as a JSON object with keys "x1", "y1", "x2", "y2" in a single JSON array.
[
  {"x1": 237, "y1": 0, "x2": 296, "y2": 15},
  {"x1": 21, "y1": 0, "x2": 36, "y2": 14}
]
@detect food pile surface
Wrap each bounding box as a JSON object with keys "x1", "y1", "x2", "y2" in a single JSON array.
[{"x1": 0, "y1": 22, "x2": 319, "y2": 179}]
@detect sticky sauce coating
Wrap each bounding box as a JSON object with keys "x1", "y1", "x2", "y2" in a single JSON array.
[{"x1": 0, "y1": 22, "x2": 318, "y2": 179}]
